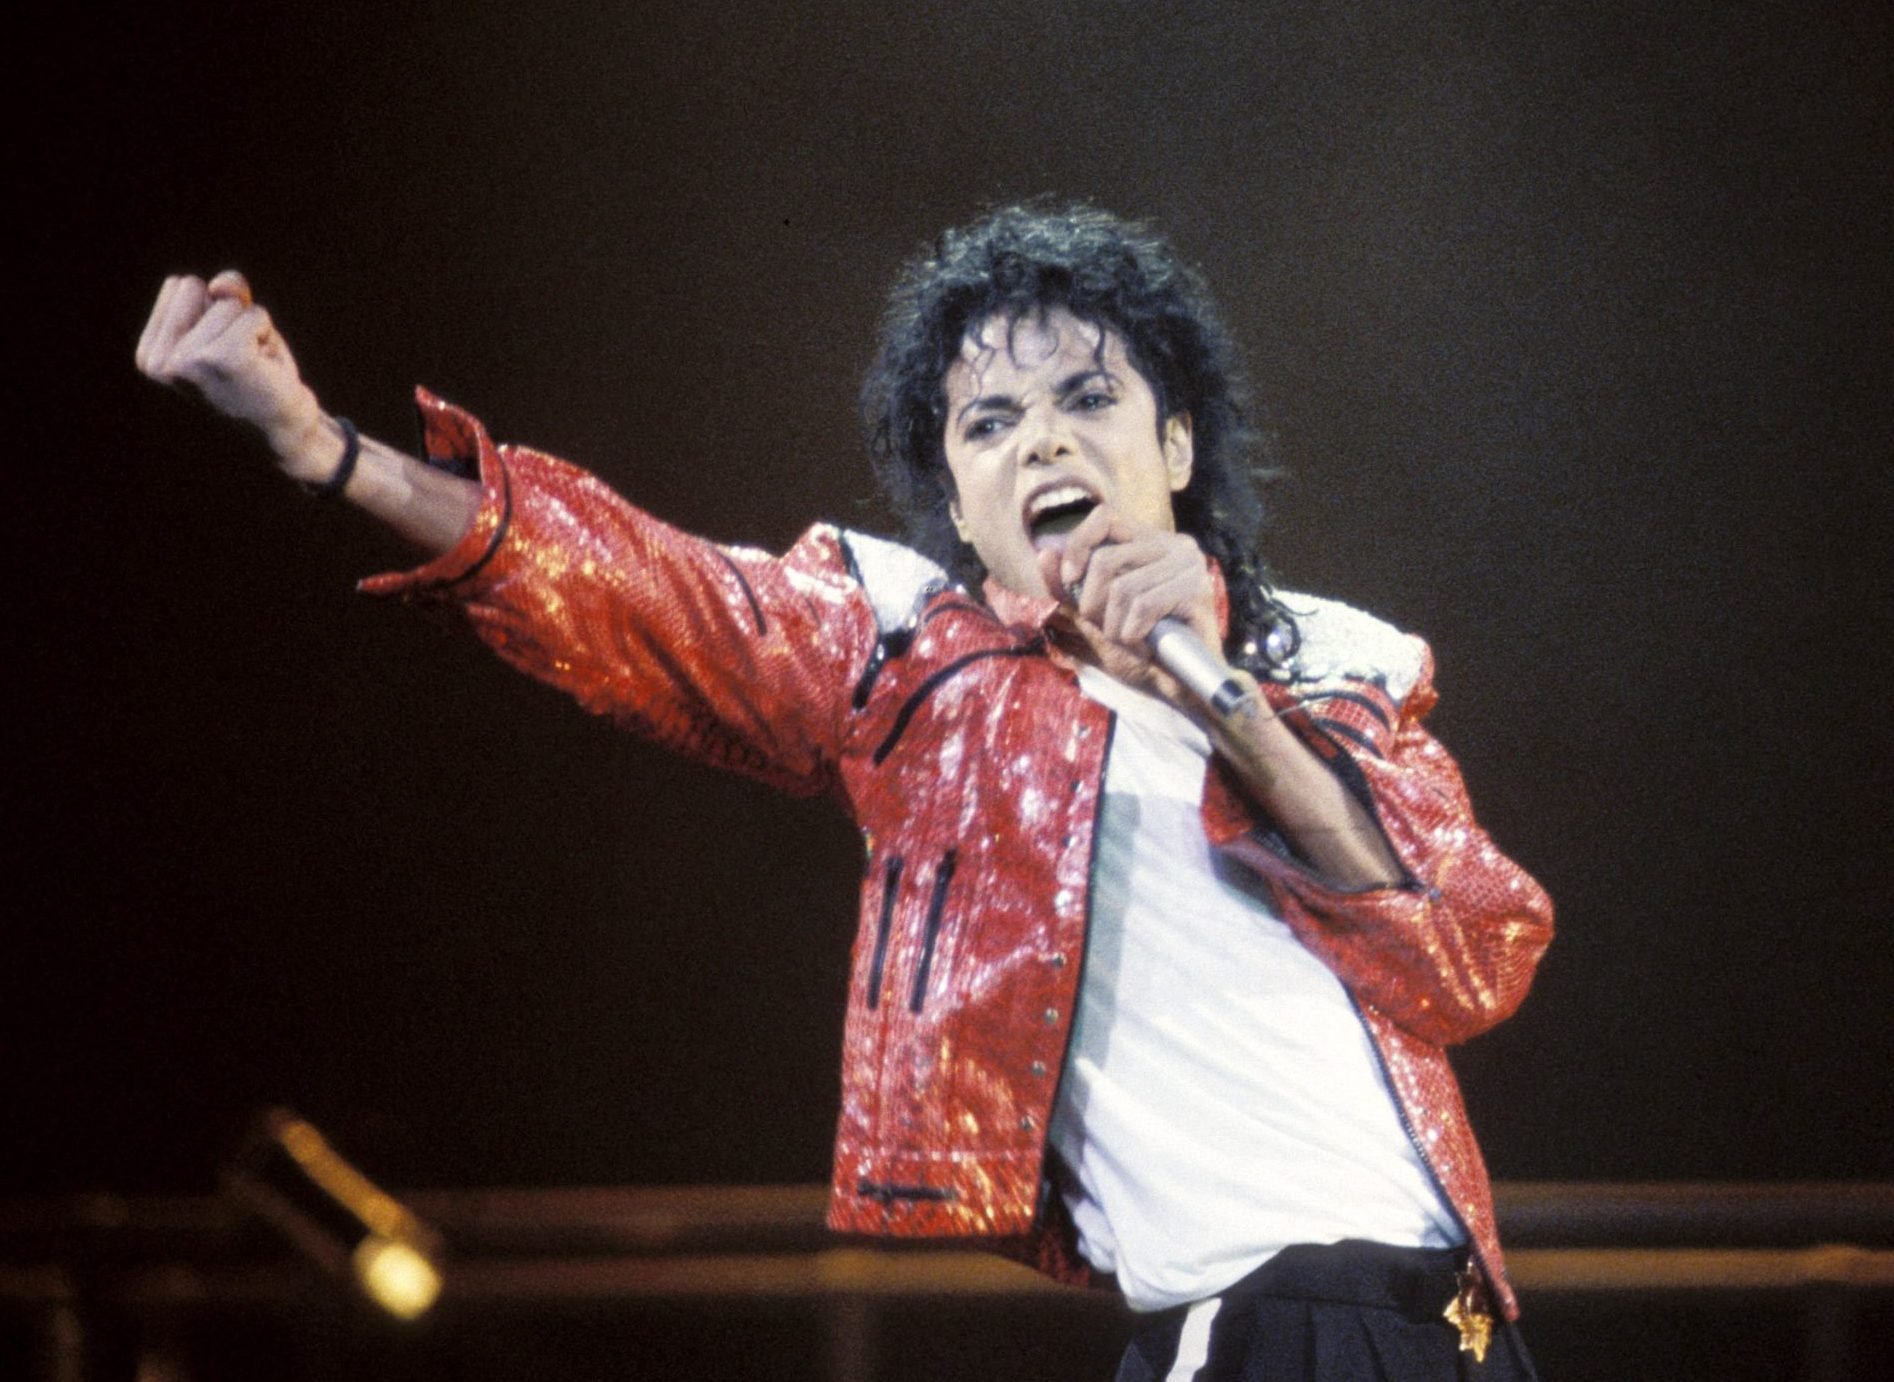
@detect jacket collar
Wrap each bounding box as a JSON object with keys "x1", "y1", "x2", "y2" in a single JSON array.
[{"x1": 982, "y1": 579, "x2": 1062, "y2": 633}]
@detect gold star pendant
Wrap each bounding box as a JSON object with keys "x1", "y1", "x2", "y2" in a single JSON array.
[{"x1": 1443, "y1": 1270, "x2": 1493, "y2": 1364}]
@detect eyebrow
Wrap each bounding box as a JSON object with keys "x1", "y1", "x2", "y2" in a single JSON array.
[{"x1": 953, "y1": 368, "x2": 1118, "y2": 427}]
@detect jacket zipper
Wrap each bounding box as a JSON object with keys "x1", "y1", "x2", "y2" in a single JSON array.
[
  {"x1": 865, "y1": 855, "x2": 903, "y2": 1009},
  {"x1": 1351, "y1": 1000, "x2": 1499, "y2": 1306},
  {"x1": 855, "y1": 1178, "x2": 954, "y2": 1205},
  {"x1": 908, "y1": 850, "x2": 958, "y2": 1013},
  {"x1": 711, "y1": 548, "x2": 768, "y2": 635}
]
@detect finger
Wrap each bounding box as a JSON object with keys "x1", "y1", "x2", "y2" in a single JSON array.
[
  {"x1": 1106, "y1": 564, "x2": 1207, "y2": 646},
  {"x1": 1083, "y1": 541, "x2": 1163, "y2": 639},
  {"x1": 164, "y1": 295, "x2": 252, "y2": 385},
  {"x1": 1059, "y1": 502, "x2": 1168, "y2": 596},
  {"x1": 1056, "y1": 504, "x2": 1120, "y2": 597},
  {"x1": 135, "y1": 275, "x2": 181, "y2": 375},
  {"x1": 201, "y1": 302, "x2": 276, "y2": 369},
  {"x1": 144, "y1": 275, "x2": 210, "y2": 379},
  {"x1": 1036, "y1": 545, "x2": 1069, "y2": 602},
  {"x1": 1083, "y1": 535, "x2": 1214, "y2": 644},
  {"x1": 204, "y1": 300, "x2": 270, "y2": 348},
  {"x1": 206, "y1": 269, "x2": 253, "y2": 307},
  {"x1": 1072, "y1": 531, "x2": 1167, "y2": 623}
]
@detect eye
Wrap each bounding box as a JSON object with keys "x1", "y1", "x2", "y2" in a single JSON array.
[
  {"x1": 1071, "y1": 390, "x2": 1115, "y2": 412},
  {"x1": 963, "y1": 414, "x2": 1008, "y2": 441}
]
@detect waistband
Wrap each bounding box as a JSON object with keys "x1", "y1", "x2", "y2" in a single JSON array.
[{"x1": 1146, "y1": 1240, "x2": 1472, "y2": 1328}]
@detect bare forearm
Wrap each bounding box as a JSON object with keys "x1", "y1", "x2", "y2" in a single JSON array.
[
  {"x1": 274, "y1": 413, "x2": 480, "y2": 556},
  {"x1": 1208, "y1": 691, "x2": 1403, "y2": 890},
  {"x1": 137, "y1": 271, "x2": 479, "y2": 557}
]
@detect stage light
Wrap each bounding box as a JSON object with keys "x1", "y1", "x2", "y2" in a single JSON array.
[
  {"x1": 224, "y1": 1108, "x2": 443, "y2": 1320},
  {"x1": 352, "y1": 1234, "x2": 442, "y2": 1320}
]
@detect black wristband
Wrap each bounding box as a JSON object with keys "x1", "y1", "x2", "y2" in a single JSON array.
[{"x1": 302, "y1": 417, "x2": 360, "y2": 499}]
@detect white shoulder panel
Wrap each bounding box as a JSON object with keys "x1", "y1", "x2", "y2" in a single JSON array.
[
  {"x1": 839, "y1": 530, "x2": 950, "y2": 635},
  {"x1": 1273, "y1": 590, "x2": 1424, "y2": 705}
]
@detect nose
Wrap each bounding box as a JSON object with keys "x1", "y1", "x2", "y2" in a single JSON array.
[{"x1": 1018, "y1": 406, "x2": 1073, "y2": 467}]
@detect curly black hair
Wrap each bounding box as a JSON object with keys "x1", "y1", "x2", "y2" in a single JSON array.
[{"x1": 861, "y1": 201, "x2": 1295, "y2": 672}]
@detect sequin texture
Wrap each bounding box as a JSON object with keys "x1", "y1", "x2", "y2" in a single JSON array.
[{"x1": 365, "y1": 392, "x2": 1554, "y2": 1320}]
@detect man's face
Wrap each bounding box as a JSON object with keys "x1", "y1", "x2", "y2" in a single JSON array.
[{"x1": 942, "y1": 307, "x2": 1193, "y2": 598}]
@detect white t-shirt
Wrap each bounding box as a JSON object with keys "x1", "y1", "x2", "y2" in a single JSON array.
[{"x1": 1048, "y1": 666, "x2": 1460, "y2": 1312}]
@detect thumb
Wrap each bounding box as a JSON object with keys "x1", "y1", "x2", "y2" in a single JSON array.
[
  {"x1": 1036, "y1": 546, "x2": 1075, "y2": 604},
  {"x1": 206, "y1": 269, "x2": 253, "y2": 307}
]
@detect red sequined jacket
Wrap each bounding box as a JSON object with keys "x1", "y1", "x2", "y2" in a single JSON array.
[{"x1": 366, "y1": 392, "x2": 1553, "y2": 1319}]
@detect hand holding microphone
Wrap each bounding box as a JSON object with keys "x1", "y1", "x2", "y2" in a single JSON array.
[
  {"x1": 1067, "y1": 584, "x2": 1254, "y2": 718},
  {"x1": 1044, "y1": 512, "x2": 1257, "y2": 721}
]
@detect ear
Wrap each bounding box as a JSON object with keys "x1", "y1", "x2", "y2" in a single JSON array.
[{"x1": 1163, "y1": 412, "x2": 1195, "y2": 492}]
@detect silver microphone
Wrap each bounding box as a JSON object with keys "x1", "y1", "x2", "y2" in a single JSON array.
[{"x1": 1147, "y1": 617, "x2": 1255, "y2": 718}]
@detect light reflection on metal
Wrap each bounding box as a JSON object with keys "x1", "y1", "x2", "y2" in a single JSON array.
[{"x1": 224, "y1": 1108, "x2": 443, "y2": 1319}]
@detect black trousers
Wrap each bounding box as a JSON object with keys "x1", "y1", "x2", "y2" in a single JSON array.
[{"x1": 1113, "y1": 1241, "x2": 1540, "y2": 1382}]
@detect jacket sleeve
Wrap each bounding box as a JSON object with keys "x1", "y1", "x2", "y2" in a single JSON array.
[
  {"x1": 358, "y1": 390, "x2": 877, "y2": 799},
  {"x1": 1206, "y1": 636, "x2": 1554, "y2": 1047}
]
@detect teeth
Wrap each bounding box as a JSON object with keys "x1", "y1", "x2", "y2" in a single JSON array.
[{"x1": 1027, "y1": 485, "x2": 1093, "y2": 518}]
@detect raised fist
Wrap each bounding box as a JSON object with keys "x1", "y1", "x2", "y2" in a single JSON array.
[{"x1": 135, "y1": 270, "x2": 322, "y2": 457}]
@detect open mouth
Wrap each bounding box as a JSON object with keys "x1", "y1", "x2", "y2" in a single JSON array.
[{"x1": 1026, "y1": 485, "x2": 1099, "y2": 550}]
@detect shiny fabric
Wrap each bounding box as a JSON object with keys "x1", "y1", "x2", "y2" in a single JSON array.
[{"x1": 364, "y1": 390, "x2": 1554, "y2": 1320}]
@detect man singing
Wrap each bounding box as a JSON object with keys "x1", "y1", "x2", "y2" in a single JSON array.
[{"x1": 137, "y1": 203, "x2": 1552, "y2": 1380}]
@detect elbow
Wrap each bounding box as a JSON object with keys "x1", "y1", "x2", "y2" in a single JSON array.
[{"x1": 1431, "y1": 907, "x2": 1555, "y2": 1044}]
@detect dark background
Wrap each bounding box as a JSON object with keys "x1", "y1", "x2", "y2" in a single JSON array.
[{"x1": 10, "y1": 0, "x2": 1890, "y2": 1294}]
